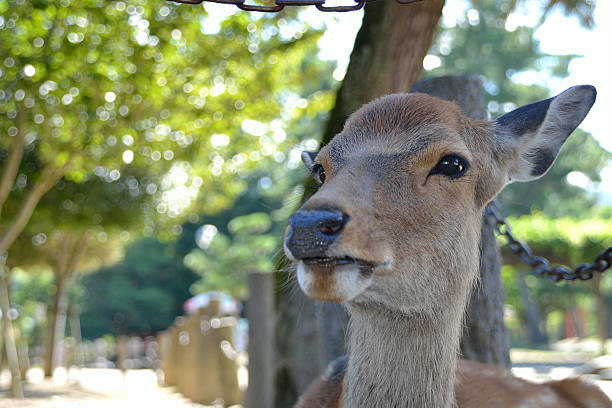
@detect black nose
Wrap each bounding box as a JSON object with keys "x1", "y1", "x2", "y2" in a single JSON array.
[{"x1": 286, "y1": 209, "x2": 348, "y2": 259}]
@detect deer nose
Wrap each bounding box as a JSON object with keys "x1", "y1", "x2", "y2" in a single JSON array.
[{"x1": 285, "y1": 209, "x2": 348, "y2": 259}]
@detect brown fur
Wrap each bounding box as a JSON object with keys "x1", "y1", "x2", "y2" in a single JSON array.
[
  {"x1": 302, "y1": 359, "x2": 612, "y2": 408},
  {"x1": 294, "y1": 357, "x2": 346, "y2": 408},
  {"x1": 285, "y1": 88, "x2": 606, "y2": 407},
  {"x1": 456, "y1": 360, "x2": 612, "y2": 408}
]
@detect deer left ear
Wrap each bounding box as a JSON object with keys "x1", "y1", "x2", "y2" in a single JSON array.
[
  {"x1": 301, "y1": 151, "x2": 318, "y2": 172},
  {"x1": 495, "y1": 85, "x2": 596, "y2": 182}
]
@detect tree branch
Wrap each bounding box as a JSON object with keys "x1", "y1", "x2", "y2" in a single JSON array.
[
  {"x1": 62, "y1": 232, "x2": 90, "y2": 282},
  {"x1": 0, "y1": 162, "x2": 69, "y2": 255},
  {"x1": 0, "y1": 110, "x2": 26, "y2": 220},
  {"x1": 53, "y1": 232, "x2": 73, "y2": 280}
]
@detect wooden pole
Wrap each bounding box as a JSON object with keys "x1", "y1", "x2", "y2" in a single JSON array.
[{"x1": 246, "y1": 273, "x2": 275, "y2": 408}]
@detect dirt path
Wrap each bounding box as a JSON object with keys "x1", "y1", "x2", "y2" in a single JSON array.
[{"x1": 0, "y1": 368, "x2": 230, "y2": 408}]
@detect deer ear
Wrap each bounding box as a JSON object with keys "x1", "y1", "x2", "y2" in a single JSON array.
[
  {"x1": 301, "y1": 151, "x2": 318, "y2": 172},
  {"x1": 495, "y1": 85, "x2": 596, "y2": 182}
]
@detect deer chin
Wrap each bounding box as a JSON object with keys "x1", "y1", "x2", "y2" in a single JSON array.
[{"x1": 296, "y1": 258, "x2": 376, "y2": 302}]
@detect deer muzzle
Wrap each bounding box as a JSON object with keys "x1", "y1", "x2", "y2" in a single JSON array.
[{"x1": 284, "y1": 208, "x2": 348, "y2": 260}]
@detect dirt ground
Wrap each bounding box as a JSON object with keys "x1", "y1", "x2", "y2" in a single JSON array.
[
  {"x1": 0, "y1": 368, "x2": 228, "y2": 408},
  {"x1": 1, "y1": 363, "x2": 611, "y2": 407}
]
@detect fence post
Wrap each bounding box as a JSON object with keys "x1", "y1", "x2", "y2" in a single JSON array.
[
  {"x1": 246, "y1": 272, "x2": 275, "y2": 408},
  {"x1": 157, "y1": 329, "x2": 172, "y2": 385}
]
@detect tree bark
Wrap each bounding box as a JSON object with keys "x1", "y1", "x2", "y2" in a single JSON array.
[
  {"x1": 44, "y1": 232, "x2": 88, "y2": 377},
  {"x1": 593, "y1": 273, "x2": 607, "y2": 355},
  {"x1": 461, "y1": 207, "x2": 511, "y2": 366},
  {"x1": 275, "y1": 1, "x2": 445, "y2": 406},
  {"x1": 44, "y1": 277, "x2": 71, "y2": 377},
  {"x1": 412, "y1": 75, "x2": 511, "y2": 368},
  {"x1": 69, "y1": 305, "x2": 84, "y2": 368},
  {"x1": 517, "y1": 271, "x2": 548, "y2": 346},
  {"x1": 0, "y1": 257, "x2": 23, "y2": 398}
]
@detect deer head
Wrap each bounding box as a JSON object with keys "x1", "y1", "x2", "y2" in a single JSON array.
[{"x1": 284, "y1": 86, "x2": 596, "y2": 316}]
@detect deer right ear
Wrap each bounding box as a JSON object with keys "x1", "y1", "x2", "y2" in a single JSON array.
[
  {"x1": 494, "y1": 85, "x2": 596, "y2": 182},
  {"x1": 301, "y1": 151, "x2": 318, "y2": 172}
]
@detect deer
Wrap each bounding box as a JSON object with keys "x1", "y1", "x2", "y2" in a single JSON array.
[{"x1": 283, "y1": 85, "x2": 612, "y2": 408}]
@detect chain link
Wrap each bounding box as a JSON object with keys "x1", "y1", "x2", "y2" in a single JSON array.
[
  {"x1": 169, "y1": 0, "x2": 422, "y2": 12},
  {"x1": 486, "y1": 202, "x2": 612, "y2": 282}
]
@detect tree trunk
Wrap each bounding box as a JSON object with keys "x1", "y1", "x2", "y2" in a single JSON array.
[
  {"x1": 594, "y1": 273, "x2": 608, "y2": 355},
  {"x1": 412, "y1": 75, "x2": 511, "y2": 368},
  {"x1": 44, "y1": 232, "x2": 87, "y2": 377},
  {"x1": 517, "y1": 271, "x2": 548, "y2": 346},
  {"x1": 275, "y1": 1, "x2": 444, "y2": 406},
  {"x1": 44, "y1": 277, "x2": 71, "y2": 377},
  {"x1": 69, "y1": 305, "x2": 84, "y2": 368},
  {"x1": 0, "y1": 258, "x2": 23, "y2": 398},
  {"x1": 17, "y1": 337, "x2": 30, "y2": 381},
  {"x1": 461, "y1": 207, "x2": 511, "y2": 366}
]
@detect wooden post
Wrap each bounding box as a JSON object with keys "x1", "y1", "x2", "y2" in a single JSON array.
[
  {"x1": 179, "y1": 315, "x2": 196, "y2": 399},
  {"x1": 214, "y1": 321, "x2": 241, "y2": 405},
  {"x1": 157, "y1": 330, "x2": 171, "y2": 385},
  {"x1": 117, "y1": 335, "x2": 128, "y2": 373},
  {"x1": 161, "y1": 327, "x2": 178, "y2": 386},
  {"x1": 246, "y1": 273, "x2": 275, "y2": 408},
  {"x1": 174, "y1": 317, "x2": 188, "y2": 394},
  {"x1": 195, "y1": 301, "x2": 224, "y2": 403}
]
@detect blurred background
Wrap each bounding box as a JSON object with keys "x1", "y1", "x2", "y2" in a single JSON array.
[{"x1": 0, "y1": 0, "x2": 611, "y2": 407}]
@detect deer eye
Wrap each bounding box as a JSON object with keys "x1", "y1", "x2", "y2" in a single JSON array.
[
  {"x1": 312, "y1": 164, "x2": 326, "y2": 184},
  {"x1": 430, "y1": 155, "x2": 468, "y2": 178}
]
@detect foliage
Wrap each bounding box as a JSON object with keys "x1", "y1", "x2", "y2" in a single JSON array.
[
  {"x1": 502, "y1": 211, "x2": 612, "y2": 265},
  {"x1": 1, "y1": 0, "x2": 336, "y2": 337},
  {"x1": 185, "y1": 213, "x2": 277, "y2": 298},
  {"x1": 500, "y1": 212, "x2": 612, "y2": 343},
  {"x1": 501, "y1": 130, "x2": 611, "y2": 217},
  {"x1": 510, "y1": 0, "x2": 597, "y2": 28},
  {"x1": 78, "y1": 234, "x2": 198, "y2": 338},
  {"x1": 0, "y1": 0, "x2": 335, "y2": 253},
  {"x1": 5, "y1": 267, "x2": 54, "y2": 352},
  {"x1": 426, "y1": 0, "x2": 611, "y2": 217},
  {"x1": 427, "y1": 0, "x2": 567, "y2": 116},
  {"x1": 183, "y1": 143, "x2": 311, "y2": 297}
]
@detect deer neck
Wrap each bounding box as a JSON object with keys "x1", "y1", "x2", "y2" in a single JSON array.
[{"x1": 344, "y1": 294, "x2": 468, "y2": 408}]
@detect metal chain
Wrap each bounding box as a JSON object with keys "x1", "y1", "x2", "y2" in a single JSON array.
[
  {"x1": 169, "y1": 0, "x2": 422, "y2": 12},
  {"x1": 486, "y1": 202, "x2": 612, "y2": 282}
]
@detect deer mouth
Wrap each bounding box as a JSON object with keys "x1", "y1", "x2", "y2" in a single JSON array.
[
  {"x1": 303, "y1": 256, "x2": 373, "y2": 267},
  {"x1": 302, "y1": 257, "x2": 376, "y2": 274},
  {"x1": 296, "y1": 257, "x2": 377, "y2": 302}
]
